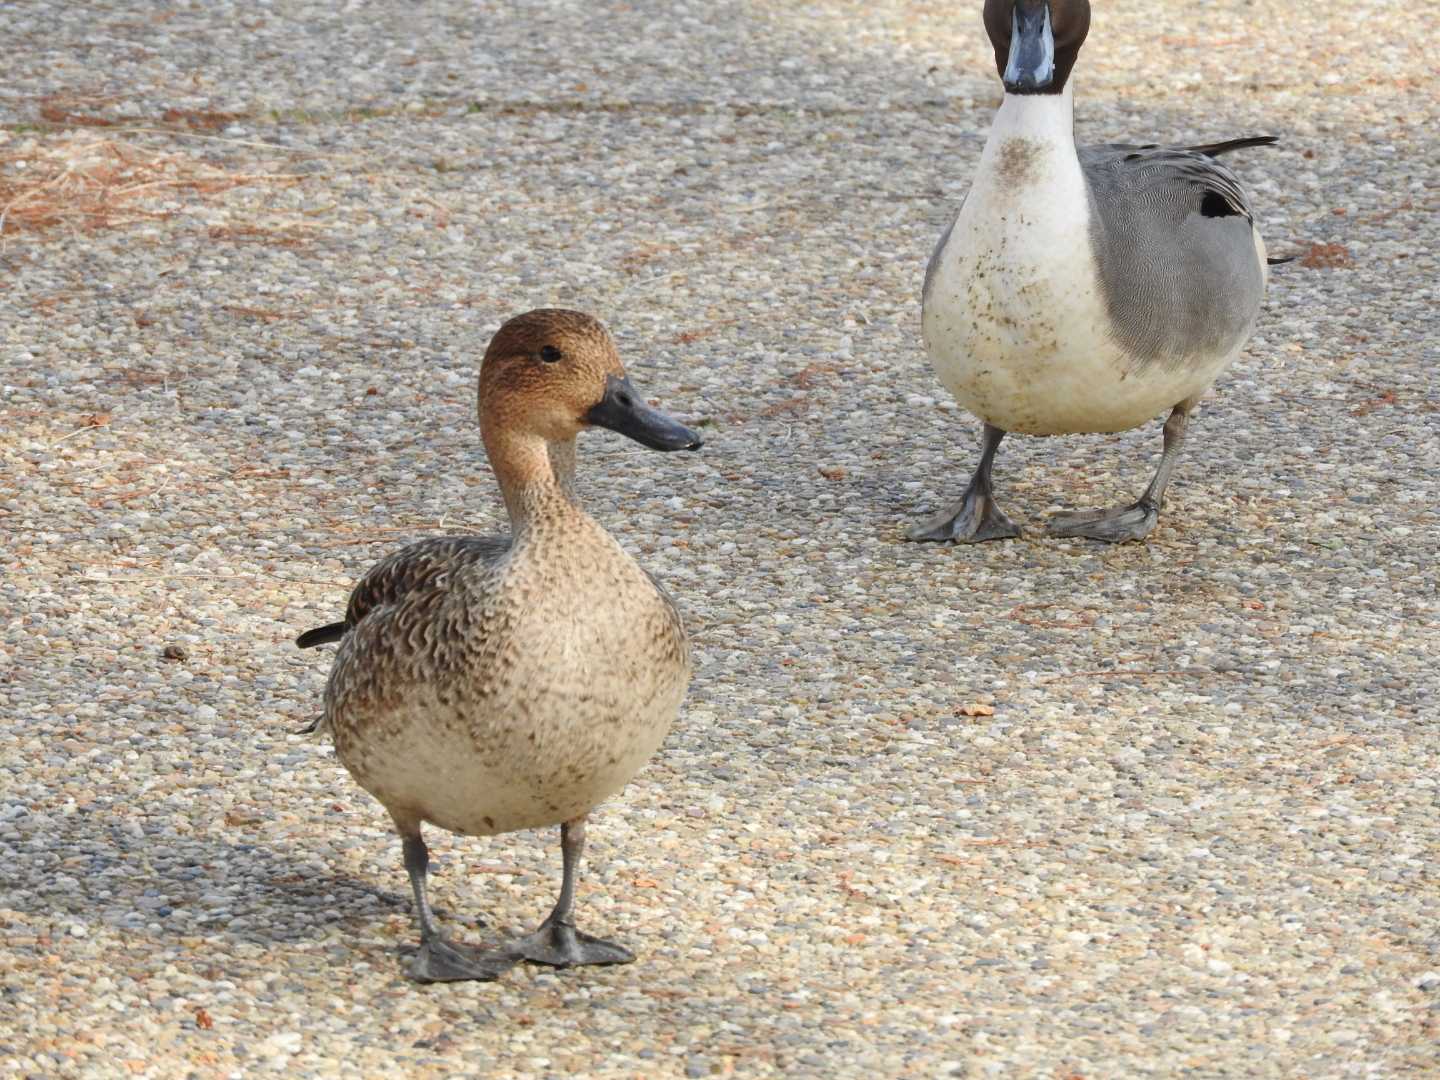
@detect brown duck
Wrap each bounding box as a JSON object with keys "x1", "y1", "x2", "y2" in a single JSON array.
[{"x1": 296, "y1": 309, "x2": 701, "y2": 982}]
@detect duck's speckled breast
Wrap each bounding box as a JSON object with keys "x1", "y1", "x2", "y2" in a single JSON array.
[{"x1": 326, "y1": 520, "x2": 691, "y2": 837}]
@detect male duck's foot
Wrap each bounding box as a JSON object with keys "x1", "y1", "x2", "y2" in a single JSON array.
[
  {"x1": 505, "y1": 920, "x2": 635, "y2": 969},
  {"x1": 1047, "y1": 499, "x2": 1159, "y2": 543},
  {"x1": 907, "y1": 492, "x2": 1021, "y2": 544},
  {"x1": 409, "y1": 936, "x2": 518, "y2": 984}
]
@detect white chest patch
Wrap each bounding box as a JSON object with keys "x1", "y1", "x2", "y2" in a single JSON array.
[{"x1": 923, "y1": 90, "x2": 1225, "y2": 435}]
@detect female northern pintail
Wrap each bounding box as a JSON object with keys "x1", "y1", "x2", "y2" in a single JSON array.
[
  {"x1": 296, "y1": 309, "x2": 702, "y2": 982},
  {"x1": 912, "y1": 0, "x2": 1276, "y2": 543}
]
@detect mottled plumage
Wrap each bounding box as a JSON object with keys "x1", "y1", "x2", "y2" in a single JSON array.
[
  {"x1": 322, "y1": 506, "x2": 690, "y2": 837},
  {"x1": 295, "y1": 308, "x2": 702, "y2": 982},
  {"x1": 295, "y1": 536, "x2": 509, "y2": 650}
]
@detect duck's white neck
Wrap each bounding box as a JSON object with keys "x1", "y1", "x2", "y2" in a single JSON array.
[
  {"x1": 988, "y1": 81, "x2": 1076, "y2": 149},
  {"x1": 967, "y1": 81, "x2": 1086, "y2": 233}
]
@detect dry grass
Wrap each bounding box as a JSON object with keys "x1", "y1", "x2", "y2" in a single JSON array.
[
  {"x1": 0, "y1": 131, "x2": 305, "y2": 240},
  {"x1": 1299, "y1": 241, "x2": 1355, "y2": 269}
]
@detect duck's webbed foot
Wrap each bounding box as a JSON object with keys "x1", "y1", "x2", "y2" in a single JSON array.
[
  {"x1": 410, "y1": 936, "x2": 517, "y2": 984},
  {"x1": 398, "y1": 828, "x2": 516, "y2": 984},
  {"x1": 504, "y1": 816, "x2": 635, "y2": 969},
  {"x1": 908, "y1": 489, "x2": 1021, "y2": 543},
  {"x1": 1047, "y1": 497, "x2": 1160, "y2": 543},
  {"x1": 505, "y1": 917, "x2": 634, "y2": 969},
  {"x1": 1047, "y1": 403, "x2": 1194, "y2": 544},
  {"x1": 908, "y1": 423, "x2": 1020, "y2": 543}
]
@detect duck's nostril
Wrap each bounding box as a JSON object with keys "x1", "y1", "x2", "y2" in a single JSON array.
[{"x1": 617, "y1": 393, "x2": 634, "y2": 408}]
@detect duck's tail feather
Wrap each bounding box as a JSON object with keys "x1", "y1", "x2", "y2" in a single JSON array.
[
  {"x1": 1267, "y1": 255, "x2": 1297, "y2": 266},
  {"x1": 292, "y1": 714, "x2": 327, "y2": 736},
  {"x1": 296, "y1": 622, "x2": 348, "y2": 649},
  {"x1": 1186, "y1": 135, "x2": 1279, "y2": 158}
]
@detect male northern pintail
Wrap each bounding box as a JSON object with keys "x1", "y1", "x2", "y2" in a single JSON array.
[
  {"x1": 296, "y1": 309, "x2": 702, "y2": 982},
  {"x1": 912, "y1": 0, "x2": 1276, "y2": 543}
]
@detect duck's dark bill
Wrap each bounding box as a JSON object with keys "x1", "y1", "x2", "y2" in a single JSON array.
[
  {"x1": 1004, "y1": 2, "x2": 1056, "y2": 92},
  {"x1": 586, "y1": 374, "x2": 702, "y2": 451}
]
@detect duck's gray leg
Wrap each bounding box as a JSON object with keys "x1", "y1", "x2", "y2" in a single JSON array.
[
  {"x1": 402, "y1": 829, "x2": 516, "y2": 983},
  {"x1": 1048, "y1": 403, "x2": 1191, "y2": 543},
  {"x1": 504, "y1": 817, "x2": 634, "y2": 968},
  {"x1": 908, "y1": 424, "x2": 1022, "y2": 543}
]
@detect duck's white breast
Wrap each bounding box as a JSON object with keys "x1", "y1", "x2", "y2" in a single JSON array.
[{"x1": 923, "y1": 95, "x2": 1230, "y2": 436}]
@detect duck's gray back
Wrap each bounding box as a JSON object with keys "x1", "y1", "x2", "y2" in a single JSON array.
[{"x1": 1082, "y1": 144, "x2": 1265, "y2": 370}]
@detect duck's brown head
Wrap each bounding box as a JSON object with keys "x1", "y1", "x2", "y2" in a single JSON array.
[
  {"x1": 478, "y1": 309, "x2": 701, "y2": 452},
  {"x1": 983, "y1": 0, "x2": 1090, "y2": 95}
]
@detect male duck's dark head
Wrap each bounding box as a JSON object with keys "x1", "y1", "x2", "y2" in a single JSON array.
[{"x1": 984, "y1": 0, "x2": 1091, "y2": 95}]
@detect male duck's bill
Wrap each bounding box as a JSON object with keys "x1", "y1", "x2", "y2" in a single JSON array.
[
  {"x1": 1003, "y1": 2, "x2": 1054, "y2": 90},
  {"x1": 587, "y1": 373, "x2": 702, "y2": 451},
  {"x1": 985, "y1": 0, "x2": 1090, "y2": 96}
]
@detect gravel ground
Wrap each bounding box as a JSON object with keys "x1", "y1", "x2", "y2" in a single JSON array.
[{"x1": 2, "y1": 1, "x2": 1436, "y2": 1076}]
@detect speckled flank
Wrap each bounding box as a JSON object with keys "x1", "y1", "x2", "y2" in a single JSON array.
[{"x1": 326, "y1": 506, "x2": 690, "y2": 838}]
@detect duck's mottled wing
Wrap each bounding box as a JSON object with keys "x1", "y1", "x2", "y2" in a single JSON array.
[
  {"x1": 1080, "y1": 138, "x2": 1273, "y2": 367},
  {"x1": 640, "y1": 567, "x2": 692, "y2": 668},
  {"x1": 295, "y1": 535, "x2": 510, "y2": 648},
  {"x1": 344, "y1": 536, "x2": 510, "y2": 627},
  {"x1": 318, "y1": 562, "x2": 515, "y2": 752}
]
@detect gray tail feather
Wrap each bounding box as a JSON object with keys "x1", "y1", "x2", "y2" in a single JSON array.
[
  {"x1": 296, "y1": 621, "x2": 348, "y2": 649},
  {"x1": 1185, "y1": 135, "x2": 1279, "y2": 158}
]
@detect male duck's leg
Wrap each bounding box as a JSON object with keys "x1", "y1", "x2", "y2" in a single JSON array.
[
  {"x1": 505, "y1": 816, "x2": 634, "y2": 968},
  {"x1": 908, "y1": 423, "x2": 1022, "y2": 543},
  {"x1": 1048, "y1": 402, "x2": 1192, "y2": 543},
  {"x1": 401, "y1": 825, "x2": 516, "y2": 983}
]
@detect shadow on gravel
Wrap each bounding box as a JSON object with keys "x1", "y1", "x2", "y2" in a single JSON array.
[{"x1": 3, "y1": 806, "x2": 419, "y2": 947}]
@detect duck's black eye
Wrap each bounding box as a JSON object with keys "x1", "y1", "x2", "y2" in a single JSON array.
[{"x1": 539, "y1": 345, "x2": 563, "y2": 364}]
